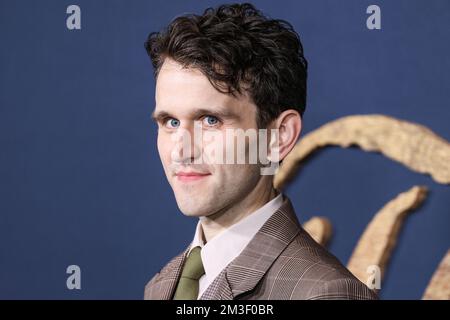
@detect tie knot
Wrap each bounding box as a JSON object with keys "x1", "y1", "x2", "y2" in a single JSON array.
[{"x1": 181, "y1": 246, "x2": 205, "y2": 280}]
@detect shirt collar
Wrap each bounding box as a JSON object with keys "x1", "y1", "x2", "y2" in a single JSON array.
[{"x1": 190, "y1": 193, "x2": 284, "y2": 286}]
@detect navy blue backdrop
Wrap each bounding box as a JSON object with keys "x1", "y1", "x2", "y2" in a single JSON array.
[{"x1": 0, "y1": 0, "x2": 449, "y2": 299}]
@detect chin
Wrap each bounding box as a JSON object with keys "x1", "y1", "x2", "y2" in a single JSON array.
[
  {"x1": 175, "y1": 197, "x2": 212, "y2": 217},
  {"x1": 178, "y1": 205, "x2": 210, "y2": 217}
]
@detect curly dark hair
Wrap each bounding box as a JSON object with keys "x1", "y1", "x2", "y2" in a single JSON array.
[{"x1": 145, "y1": 3, "x2": 308, "y2": 127}]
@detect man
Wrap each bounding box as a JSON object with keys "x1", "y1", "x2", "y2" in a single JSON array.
[{"x1": 144, "y1": 3, "x2": 378, "y2": 300}]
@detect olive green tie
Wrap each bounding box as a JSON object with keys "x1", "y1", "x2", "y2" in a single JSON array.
[{"x1": 173, "y1": 246, "x2": 205, "y2": 300}]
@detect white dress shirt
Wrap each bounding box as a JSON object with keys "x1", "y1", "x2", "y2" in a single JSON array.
[{"x1": 189, "y1": 193, "x2": 284, "y2": 299}]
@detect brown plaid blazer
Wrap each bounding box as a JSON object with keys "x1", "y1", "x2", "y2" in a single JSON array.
[{"x1": 144, "y1": 196, "x2": 378, "y2": 300}]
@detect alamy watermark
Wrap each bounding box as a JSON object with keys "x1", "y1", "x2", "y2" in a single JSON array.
[
  {"x1": 168, "y1": 121, "x2": 280, "y2": 175},
  {"x1": 366, "y1": 264, "x2": 381, "y2": 290},
  {"x1": 66, "y1": 265, "x2": 81, "y2": 290}
]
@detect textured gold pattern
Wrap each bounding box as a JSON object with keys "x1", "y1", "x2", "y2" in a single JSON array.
[
  {"x1": 423, "y1": 250, "x2": 450, "y2": 300},
  {"x1": 347, "y1": 186, "x2": 427, "y2": 284},
  {"x1": 274, "y1": 114, "x2": 450, "y2": 189},
  {"x1": 303, "y1": 217, "x2": 332, "y2": 247}
]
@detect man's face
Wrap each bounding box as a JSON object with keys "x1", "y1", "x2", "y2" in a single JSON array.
[{"x1": 153, "y1": 59, "x2": 268, "y2": 217}]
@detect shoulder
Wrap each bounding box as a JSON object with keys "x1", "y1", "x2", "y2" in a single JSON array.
[
  {"x1": 143, "y1": 272, "x2": 161, "y2": 299},
  {"x1": 262, "y1": 228, "x2": 378, "y2": 300}
]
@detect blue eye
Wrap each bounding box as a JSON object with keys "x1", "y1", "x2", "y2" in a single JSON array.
[
  {"x1": 165, "y1": 118, "x2": 180, "y2": 128},
  {"x1": 203, "y1": 116, "x2": 219, "y2": 127}
]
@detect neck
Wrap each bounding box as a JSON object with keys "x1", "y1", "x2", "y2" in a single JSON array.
[{"x1": 199, "y1": 181, "x2": 279, "y2": 243}]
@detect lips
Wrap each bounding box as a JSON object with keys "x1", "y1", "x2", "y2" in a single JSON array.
[{"x1": 176, "y1": 171, "x2": 211, "y2": 182}]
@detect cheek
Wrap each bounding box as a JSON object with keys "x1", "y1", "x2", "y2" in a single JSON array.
[{"x1": 157, "y1": 132, "x2": 172, "y2": 165}]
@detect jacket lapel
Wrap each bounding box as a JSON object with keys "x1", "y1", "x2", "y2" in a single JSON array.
[
  {"x1": 144, "y1": 246, "x2": 189, "y2": 300},
  {"x1": 200, "y1": 196, "x2": 300, "y2": 300}
]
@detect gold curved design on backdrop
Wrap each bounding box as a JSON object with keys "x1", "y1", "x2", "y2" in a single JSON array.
[
  {"x1": 303, "y1": 217, "x2": 332, "y2": 247},
  {"x1": 423, "y1": 250, "x2": 450, "y2": 300},
  {"x1": 274, "y1": 114, "x2": 450, "y2": 189},
  {"x1": 274, "y1": 114, "x2": 450, "y2": 299},
  {"x1": 347, "y1": 186, "x2": 427, "y2": 284}
]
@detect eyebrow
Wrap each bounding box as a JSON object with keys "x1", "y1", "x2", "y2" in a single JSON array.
[
  {"x1": 151, "y1": 107, "x2": 240, "y2": 123},
  {"x1": 151, "y1": 110, "x2": 171, "y2": 123}
]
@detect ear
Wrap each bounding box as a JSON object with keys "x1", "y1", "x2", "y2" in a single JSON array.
[{"x1": 268, "y1": 109, "x2": 302, "y2": 162}]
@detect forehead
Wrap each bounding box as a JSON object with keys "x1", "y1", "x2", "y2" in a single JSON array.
[{"x1": 154, "y1": 58, "x2": 255, "y2": 117}]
